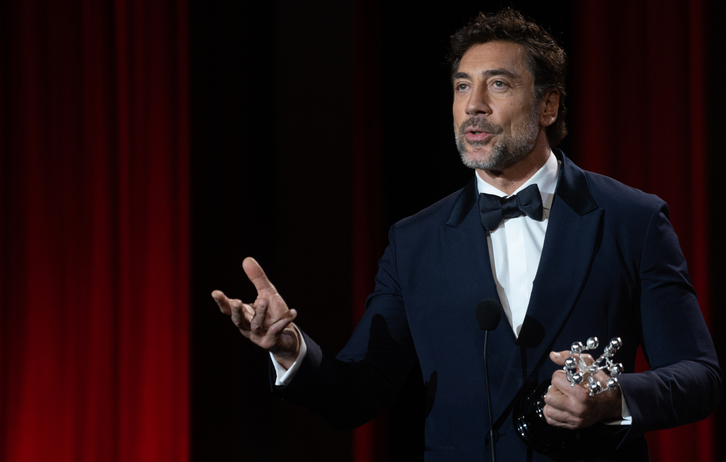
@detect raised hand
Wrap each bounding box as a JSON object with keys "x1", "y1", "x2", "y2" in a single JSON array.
[
  {"x1": 212, "y1": 257, "x2": 300, "y2": 369},
  {"x1": 542, "y1": 350, "x2": 622, "y2": 429}
]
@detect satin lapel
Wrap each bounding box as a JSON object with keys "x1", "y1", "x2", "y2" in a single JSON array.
[
  {"x1": 490, "y1": 152, "x2": 603, "y2": 424},
  {"x1": 440, "y1": 179, "x2": 517, "y2": 380}
]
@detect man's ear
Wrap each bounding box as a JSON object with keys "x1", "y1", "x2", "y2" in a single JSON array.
[{"x1": 540, "y1": 89, "x2": 560, "y2": 128}]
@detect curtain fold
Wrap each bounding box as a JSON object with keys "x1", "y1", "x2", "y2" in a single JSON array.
[
  {"x1": 351, "y1": 0, "x2": 385, "y2": 460},
  {"x1": 0, "y1": 1, "x2": 189, "y2": 461}
]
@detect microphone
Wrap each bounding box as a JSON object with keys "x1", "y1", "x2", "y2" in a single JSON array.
[
  {"x1": 476, "y1": 299, "x2": 502, "y2": 331},
  {"x1": 475, "y1": 299, "x2": 502, "y2": 462}
]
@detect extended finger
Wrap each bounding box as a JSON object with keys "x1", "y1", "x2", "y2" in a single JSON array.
[
  {"x1": 242, "y1": 257, "x2": 277, "y2": 295},
  {"x1": 212, "y1": 290, "x2": 233, "y2": 315}
]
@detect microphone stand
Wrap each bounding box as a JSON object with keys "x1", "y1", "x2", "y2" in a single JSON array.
[
  {"x1": 476, "y1": 299, "x2": 501, "y2": 462},
  {"x1": 483, "y1": 330, "x2": 496, "y2": 462}
]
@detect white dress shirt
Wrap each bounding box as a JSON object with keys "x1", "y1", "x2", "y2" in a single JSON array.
[{"x1": 476, "y1": 150, "x2": 559, "y2": 337}]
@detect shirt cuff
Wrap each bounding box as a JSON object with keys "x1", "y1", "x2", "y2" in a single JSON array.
[
  {"x1": 604, "y1": 387, "x2": 632, "y2": 426},
  {"x1": 270, "y1": 325, "x2": 307, "y2": 387}
]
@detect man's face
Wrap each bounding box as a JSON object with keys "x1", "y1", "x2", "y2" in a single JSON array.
[{"x1": 452, "y1": 41, "x2": 543, "y2": 172}]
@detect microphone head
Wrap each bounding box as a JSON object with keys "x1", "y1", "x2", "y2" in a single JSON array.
[{"x1": 475, "y1": 299, "x2": 502, "y2": 331}]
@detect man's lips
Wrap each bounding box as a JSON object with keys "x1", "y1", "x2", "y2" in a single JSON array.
[
  {"x1": 460, "y1": 118, "x2": 502, "y2": 143},
  {"x1": 465, "y1": 129, "x2": 494, "y2": 142}
]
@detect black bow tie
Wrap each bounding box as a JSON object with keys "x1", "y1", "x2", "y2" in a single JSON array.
[{"x1": 478, "y1": 184, "x2": 544, "y2": 232}]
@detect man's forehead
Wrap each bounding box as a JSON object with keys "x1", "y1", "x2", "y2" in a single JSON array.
[{"x1": 457, "y1": 41, "x2": 529, "y2": 76}]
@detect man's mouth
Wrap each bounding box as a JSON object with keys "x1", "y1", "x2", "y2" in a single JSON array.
[
  {"x1": 460, "y1": 118, "x2": 502, "y2": 143},
  {"x1": 465, "y1": 129, "x2": 493, "y2": 142}
]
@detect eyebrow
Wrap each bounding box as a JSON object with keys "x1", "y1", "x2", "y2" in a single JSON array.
[{"x1": 452, "y1": 68, "x2": 519, "y2": 82}]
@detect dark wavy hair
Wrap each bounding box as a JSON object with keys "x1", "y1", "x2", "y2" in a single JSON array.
[{"x1": 449, "y1": 8, "x2": 568, "y2": 146}]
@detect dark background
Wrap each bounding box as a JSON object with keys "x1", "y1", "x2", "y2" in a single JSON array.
[{"x1": 189, "y1": 1, "x2": 723, "y2": 461}]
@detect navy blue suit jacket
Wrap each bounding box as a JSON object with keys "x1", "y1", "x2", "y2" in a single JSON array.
[{"x1": 277, "y1": 151, "x2": 721, "y2": 461}]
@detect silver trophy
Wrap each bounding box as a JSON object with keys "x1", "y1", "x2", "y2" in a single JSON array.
[
  {"x1": 564, "y1": 337, "x2": 623, "y2": 396},
  {"x1": 513, "y1": 337, "x2": 623, "y2": 456}
]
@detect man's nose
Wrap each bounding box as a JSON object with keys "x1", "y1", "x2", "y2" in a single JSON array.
[{"x1": 466, "y1": 86, "x2": 491, "y2": 116}]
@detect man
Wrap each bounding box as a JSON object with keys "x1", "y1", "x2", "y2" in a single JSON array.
[{"x1": 212, "y1": 9, "x2": 721, "y2": 461}]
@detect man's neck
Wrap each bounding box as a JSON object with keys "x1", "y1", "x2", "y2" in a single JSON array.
[{"x1": 476, "y1": 142, "x2": 552, "y2": 196}]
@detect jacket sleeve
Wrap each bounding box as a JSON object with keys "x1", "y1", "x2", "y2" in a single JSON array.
[{"x1": 617, "y1": 203, "x2": 722, "y2": 434}]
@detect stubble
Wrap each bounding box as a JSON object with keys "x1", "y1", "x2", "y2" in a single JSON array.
[{"x1": 455, "y1": 103, "x2": 541, "y2": 172}]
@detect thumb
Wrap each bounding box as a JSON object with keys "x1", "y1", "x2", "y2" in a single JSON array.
[{"x1": 549, "y1": 350, "x2": 570, "y2": 366}]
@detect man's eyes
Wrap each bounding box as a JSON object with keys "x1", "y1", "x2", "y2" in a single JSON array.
[{"x1": 453, "y1": 80, "x2": 509, "y2": 91}]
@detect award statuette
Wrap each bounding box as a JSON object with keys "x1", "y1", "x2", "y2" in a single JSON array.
[{"x1": 513, "y1": 337, "x2": 623, "y2": 456}]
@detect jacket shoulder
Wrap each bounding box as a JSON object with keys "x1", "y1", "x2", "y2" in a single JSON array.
[
  {"x1": 392, "y1": 183, "x2": 472, "y2": 233},
  {"x1": 583, "y1": 170, "x2": 667, "y2": 215}
]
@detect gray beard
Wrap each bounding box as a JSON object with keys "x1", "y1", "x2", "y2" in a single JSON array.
[{"x1": 455, "y1": 108, "x2": 541, "y2": 172}]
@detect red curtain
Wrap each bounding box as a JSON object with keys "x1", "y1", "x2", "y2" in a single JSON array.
[
  {"x1": 573, "y1": 1, "x2": 713, "y2": 460},
  {"x1": 0, "y1": 1, "x2": 189, "y2": 461},
  {"x1": 351, "y1": 1, "x2": 385, "y2": 460}
]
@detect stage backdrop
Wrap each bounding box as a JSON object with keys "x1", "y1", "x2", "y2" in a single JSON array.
[{"x1": 0, "y1": 1, "x2": 190, "y2": 461}]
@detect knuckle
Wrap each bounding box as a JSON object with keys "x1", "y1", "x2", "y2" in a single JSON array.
[{"x1": 544, "y1": 388, "x2": 558, "y2": 402}]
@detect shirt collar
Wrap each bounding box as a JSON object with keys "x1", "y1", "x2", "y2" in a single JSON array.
[{"x1": 475, "y1": 149, "x2": 560, "y2": 210}]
